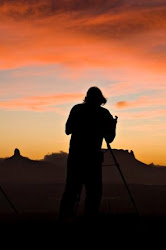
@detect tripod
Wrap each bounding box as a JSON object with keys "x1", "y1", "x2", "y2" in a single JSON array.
[
  {"x1": 106, "y1": 141, "x2": 141, "y2": 218},
  {"x1": 0, "y1": 185, "x2": 18, "y2": 215}
]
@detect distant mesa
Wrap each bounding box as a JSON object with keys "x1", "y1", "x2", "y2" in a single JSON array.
[
  {"x1": 149, "y1": 163, "x2": 155, "y2": 167},
  {"x1": 14, "y1": 148, "x2": 21, "y2": 157},
  {"x1": 130, "y1": 150, "x2": 135, "y2": 158},
  {"x1": 11, "y1": 148, "x2": 23, "y2": 159},
  {"x1": 123, "y1": 149, "x2": 135, "y2": 158},
  {"x1": 3, "y1": 148, "x2": 48, "y2": 167},
  {"x1": 0, "y1": 148, "x2": 166, "y2": 186},
  {"x1": 4, "y1": 148, "x2": 31, "y2": 163},
  {"x1": 104, "y1": 148, "x2": 135, "y2": 158}
]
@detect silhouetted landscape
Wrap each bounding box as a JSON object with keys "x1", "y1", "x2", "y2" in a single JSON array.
[
  {"x1": 1, "y1": 0, "x2": 166, "y2": 246},
  {"x1": 0, "y1": 148, "x2": 165, "y2": 242}
]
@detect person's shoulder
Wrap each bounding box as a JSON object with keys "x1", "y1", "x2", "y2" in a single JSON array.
[
  {"x1": 70, "y1": 103, "x2": 85, "y2": 112},
  {"x1": 100, "y1": 106, "x2": 108, "y2": 112},
  {"x1": 100, "y1": 106, "x2": 113, "y2": 118}
]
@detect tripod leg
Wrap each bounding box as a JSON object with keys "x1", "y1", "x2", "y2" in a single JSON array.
[
  {"x1": 0, "y1": 185, "x2": 18, "y2": 215},
  {"x1": 106, "y1": 142, "x2": 141, "y2": 218}
]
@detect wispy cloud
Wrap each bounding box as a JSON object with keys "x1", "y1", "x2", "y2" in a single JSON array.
[
  {"x1": 0, "y1": 0, "x2": 166, "y2": 72},
  {"x1": 0, "y1": 93, "x2": 84, "y2": 112},
  {"x1": 0, "y1": 1, "x2": 166, "y2": 165},
  {"x1": 116, "y1": 95, "x2": 166, "y2": 109}
]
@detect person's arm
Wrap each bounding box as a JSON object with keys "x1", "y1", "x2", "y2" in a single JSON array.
[
  {"x1": 104, "y1": 111, "x2": 118, "y2": 143},
  {"x1": 65, "y1": 106, "x2": 76, "y2": 135}
]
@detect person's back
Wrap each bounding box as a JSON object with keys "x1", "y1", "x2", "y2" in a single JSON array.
[
  {"x1": 59, "y1": 87, "x2": 117, "y2": 221},
  {"x1": 66, "y1": 103, "x2": 115, "y2": 160}
]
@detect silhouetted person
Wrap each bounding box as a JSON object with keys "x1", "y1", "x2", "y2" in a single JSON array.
[{"x1": 59, "y1": 87, "x2": 117, "y2": 222}]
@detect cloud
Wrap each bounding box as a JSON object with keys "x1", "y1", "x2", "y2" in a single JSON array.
[
  {"x1": 0, "y1": 0, "x2": 166, "y2": 117},
  {"x1": 0, "y1": 93, "x2": 84, "y2": 112},
  {"x1": 0, "y1": 0, "x2": 166, "y2": 72},
  {"x1": 1, "y1": 1, "x2": 166, "y2": 18},
  {"x1": 115, "y1": 95, "x2": 166, "y2": 109},
  {"x1": 116, "y1": 101, "x2": 128, "y2": 108}
]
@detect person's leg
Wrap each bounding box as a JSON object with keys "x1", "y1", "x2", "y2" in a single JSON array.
[
  {"x1": 84, "y1": 163, "x2": 102, "y2": 217},
  {"x1": 59, "y1": 158, "x2": 83, "y2": 221}
]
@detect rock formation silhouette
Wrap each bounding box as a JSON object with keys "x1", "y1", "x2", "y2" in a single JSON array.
[
  {"x1": 0, "y1": 148, "x2": 165, "y2": 185},
  {"x1": 7, "y1": 148, "x2": 26, "y2": 160},
  {"x1": 4, "y1": 148, "x2": 32, "y2": 165},
  {"x1": 14, "y1": 148, "x2": 21, "y2": 157}
]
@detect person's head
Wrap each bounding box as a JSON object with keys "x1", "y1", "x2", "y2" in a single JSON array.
[{"x1": 84, "y1": 86, "x2": 107, "y2": 106}]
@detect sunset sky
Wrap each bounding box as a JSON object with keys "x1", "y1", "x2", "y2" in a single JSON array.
[{"x1": 0, "y1": 0, "x2": 166, "y2": 165}]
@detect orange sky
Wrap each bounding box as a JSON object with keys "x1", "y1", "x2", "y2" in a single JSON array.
[{"x1": 0, "y1": 0, "x2": 166, "y2": 165}]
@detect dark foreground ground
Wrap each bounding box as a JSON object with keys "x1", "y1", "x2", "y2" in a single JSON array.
[
  {"x1": 0, "y1": 212, "x2": 165, "y2": 248},
  {"x1": 0, "y1": 183, "x2": 165, "y2": 247}
]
